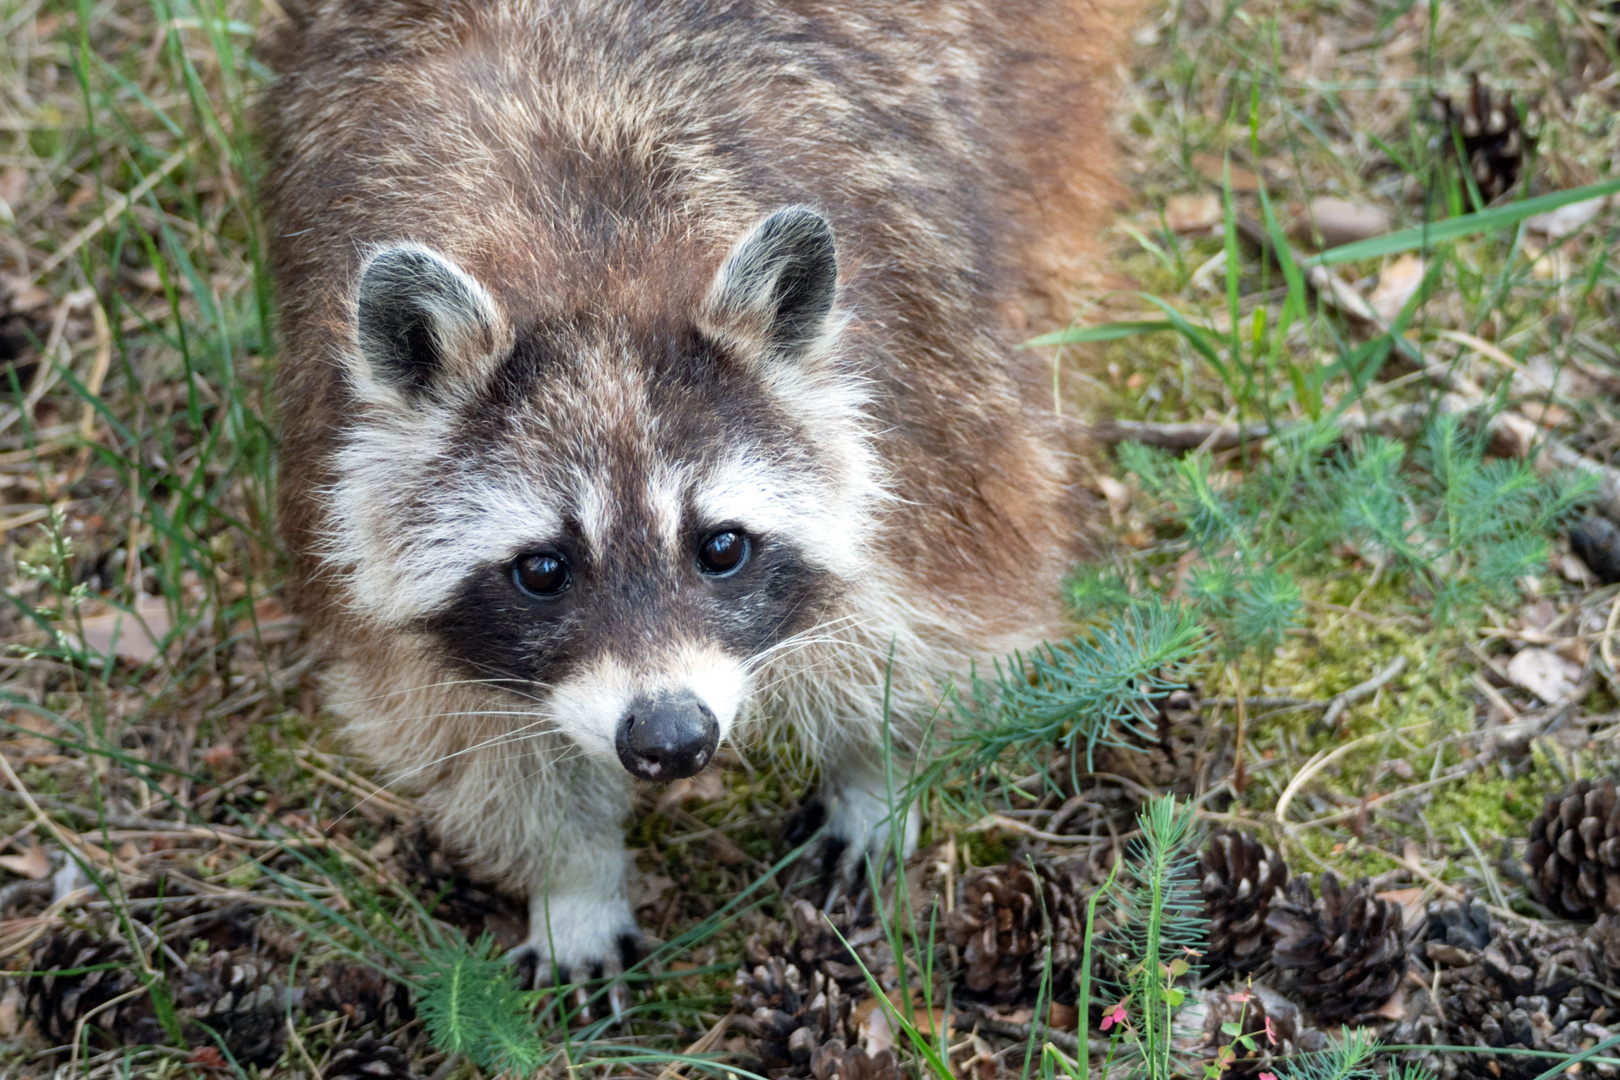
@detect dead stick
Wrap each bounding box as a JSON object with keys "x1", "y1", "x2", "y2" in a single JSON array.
[
  {"x1": 1321, "y1": 655, "x2": 1408, "y2": 732},
  {"x1": 1081, "y1": 401, "x2": 1442, "y2": 450}
]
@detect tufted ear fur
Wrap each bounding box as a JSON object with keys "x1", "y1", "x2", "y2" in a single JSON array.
[
  {"x1": 701, "y1": 207, "x2": 839, "y2": 365},
  {"x1": 353, "y1": 244, "x2": 507, "y2": 402}
]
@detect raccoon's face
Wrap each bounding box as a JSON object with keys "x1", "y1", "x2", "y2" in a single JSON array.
[{"x1": 325, "y1": 209, "x2": 877, "y2": 781}]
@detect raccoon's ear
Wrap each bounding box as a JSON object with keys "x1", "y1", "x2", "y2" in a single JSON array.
[
  {"x1": 702, "y1": 207, "x2": 838, "y2": 363},
  {"x1": 353, "y1": 245, "x2": 506, "y2": 401}
]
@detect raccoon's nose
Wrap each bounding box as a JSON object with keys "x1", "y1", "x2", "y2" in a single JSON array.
[{"x1": 615, "y1": 692, "x2": 719, "y2": 781}]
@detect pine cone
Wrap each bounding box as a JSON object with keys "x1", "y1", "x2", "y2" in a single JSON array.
[
  {"x1": 1420, "y1": 920, "x2": 1613, "y2": 1080},
  {"x1": 746, "y1": 899, "x2": 895, "y2": 994},
  {"x1": 732, "y1": 951, "x2": 858, "y2": 1078},
  {"x1": 23, "y1": 930, "x2": 151, "y2": 1046},
  {"x1": 944, "y1": 861, "x2": 1086, "y2": 1004},
  {"x1": 1525, "y1": 777, "x2": 1620, "y2": 919},
  {"x1": 326, "y1": 1035, "x2": 421, "y2": 1080},
  {"x1": 173, "y1": 951, "x2": 288, "y2": 1067},
  {"x1": 1088, "y1": 688, "x2": 1204, "y2": 795},
  {"x1": 1200, "y1": 830, "x2": 1288, "y2": 973},
  {"x1": 1200, "y1": 984, "x2": 1326, "y2": 1080},
  {"x1": 1434, "y1": 74, "x2": 1536, "y2": 202},
  {"x1": 810, "y1": 1042, "x2": 903, "y2": 1080},
  {"x1": 1418, "y1": 897, "x2": 1493, "y2": 958},
  {"x1": 306, "y1": 962, "x2": 415, "y2": 1030},
  {"x1": 1265, "y1": 872, "x2": 1406, "y2": 1022},
  {"x1": 1591, "y1": 913, "x2": 1620, "y2": 972}
]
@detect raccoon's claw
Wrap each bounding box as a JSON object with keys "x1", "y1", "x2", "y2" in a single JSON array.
[
  {"x1": 511, "y1": 932, "x2": 641, "y2": 1022},
  {"x1": 800, "y1": 781, "x2": 919, "y2": 907}
]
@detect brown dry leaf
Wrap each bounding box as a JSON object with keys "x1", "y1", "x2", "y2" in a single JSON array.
[
  {"x1": 0, "y1": 838, "x2": 50, "y2": 880},
  {"x1": 1165, "y1": 193, "x2": 1220, "y2": 233},
  {"x1": 115, "y1": 840, "x2": 140, "y2": 862},
  {"x1": 854, "y1": 989, "x2": 948, "y2": 1046},
  {"x1": 984, "y1": 1004, "x2": 1034, "y2": 1023},
  {"x1": 188, "y1": 1046, "x2": 228, "y2": 1069},
  {"x1": 3, "y1": 711, "x2": 56, "y2": 758},
  {"x1": 654, "y1": 763, "x2": 725, "y2": 813},
  {"x1": 71, "y1": 594, "x2": 171, "y2": 664},
  {"x1": 1519, "y1": 401, "x2": 1570, "y2": 428},
  {"x1": 0, "y1": 167, "x2": 26, "y2": 209},
  {"x1": 1192, "y1": 153, "x2": 1260, "y2": 192},
  {"x1": 1097, "y1": 475, "x2": 1131, "y2": 526},
  {"x1": 1369, "y1": 254, "x2": 1425, "y2": 322},
  {"x1": 0, "y1": 274, "x2": 50, "y2": 314},
  {"x1": 0, "y1": 983, "x2": 18, "y2": 1039},
  {"x1": 1301, "y1": 196, "x2": 1389, "y2": 249},
  {"x1": 1047, "y1": 1001, "x2": 1079, "y2": 1031},
  {"x1": 908, "y1": 1007, "x2": 949, "y2": 1039},
  {"x1": 231, "y1": 595, "x2": 302, "y2": 644},
  {"x1": 1506, "y1": 647, "x2": 1582, "y2": 704}
]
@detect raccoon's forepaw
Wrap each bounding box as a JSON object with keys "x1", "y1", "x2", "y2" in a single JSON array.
[
  {"x1": 512, "y1": 897, "x2": 643, "y2": 1022},
  {"x1": 817, "y1": 781, "x2": 920, "y2": 908}
]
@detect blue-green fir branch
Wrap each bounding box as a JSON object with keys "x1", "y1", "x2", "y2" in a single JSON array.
[
  {"x1": 950, "y1": 599, "x2": 1207, "y2": 781},
  {"x1": 412, "y1": 932, "x2": 544, "y2": 1077}
]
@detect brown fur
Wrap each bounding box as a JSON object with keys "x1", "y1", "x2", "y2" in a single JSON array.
[
  {"x1": 263, "y1": 0, "x2": 1129, "y2": 969},
  {"x1": 266, "y1": 0, "x2": 1123, "y2": 619}
]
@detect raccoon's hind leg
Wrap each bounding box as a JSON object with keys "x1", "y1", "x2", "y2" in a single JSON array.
[{"x1": 802, "y1": 744, "x2": 921, "y2": 905}]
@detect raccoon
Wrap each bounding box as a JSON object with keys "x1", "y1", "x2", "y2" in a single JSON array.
[{"x1": 263, "y1": 0, "x2": 1124, "y2": 1010}]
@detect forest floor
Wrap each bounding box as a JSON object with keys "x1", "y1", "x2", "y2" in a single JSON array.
[{"x1": 1, "y1": 0, "x2": 1619, "y2": 1077}]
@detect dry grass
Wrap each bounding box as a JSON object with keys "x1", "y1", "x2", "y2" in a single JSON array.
[{"x1": 0, "y1": 0, "x2": 1618, "y2": 1076}]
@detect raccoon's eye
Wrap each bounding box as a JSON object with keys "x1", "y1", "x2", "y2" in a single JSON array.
[
  {"x1": 512, "y1": 552, "x2": 570, "y2": 597},
  {"x1": 696, "y1": 530, "x2": 750, "y2": 576}
]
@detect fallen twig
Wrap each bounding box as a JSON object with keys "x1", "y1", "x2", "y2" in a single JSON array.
[
  {"x1": 1321, "y1": 655, "x2": 1408, "y2": 731},
  {"x1": 1085, "y1": 418, "x2": 1276, "y2": 450},
  {"x1": 1083, "y1": 400, "x2": 1452, "y2": 450},
  {"x1": 956, "y1": 1008, "x2": 1095, "y2": 1055}
]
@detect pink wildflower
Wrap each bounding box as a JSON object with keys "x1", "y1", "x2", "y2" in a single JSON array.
[
  {"x1": 1264, "y1": 1015, "x2": 1278, "y2": 1045},
  {"x1": 1100, "y1": 1002, "x2": 1128, "y2": 1031},
  {"x1": 1258, "y1": 1072, "x2": 1278, "y2": 1080}
]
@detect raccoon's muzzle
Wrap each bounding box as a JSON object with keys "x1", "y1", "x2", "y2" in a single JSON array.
[{"x1": 615, "y1": 691, "x2": 719, "y2": 781}]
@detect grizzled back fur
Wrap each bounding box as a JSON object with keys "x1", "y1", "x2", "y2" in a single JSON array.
[{"x1": 262, "y1": 0, "x2": 1126, "y2": 887}]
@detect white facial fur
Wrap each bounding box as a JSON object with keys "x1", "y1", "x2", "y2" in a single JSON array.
[
  {"x1": 322, "y1": 236, "x2": 885, "y2": 772},
  {"x1": 544, "y1": 645, "x2": 750, "y2": 765}
]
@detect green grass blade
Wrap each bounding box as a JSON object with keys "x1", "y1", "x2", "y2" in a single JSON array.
[
  {"x1": 1023, "y1": 320, "x2": 1176, "y2": 347},
  {"x1": 1306, "y1": 178, "x2": 1620, "y2": 266}
]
